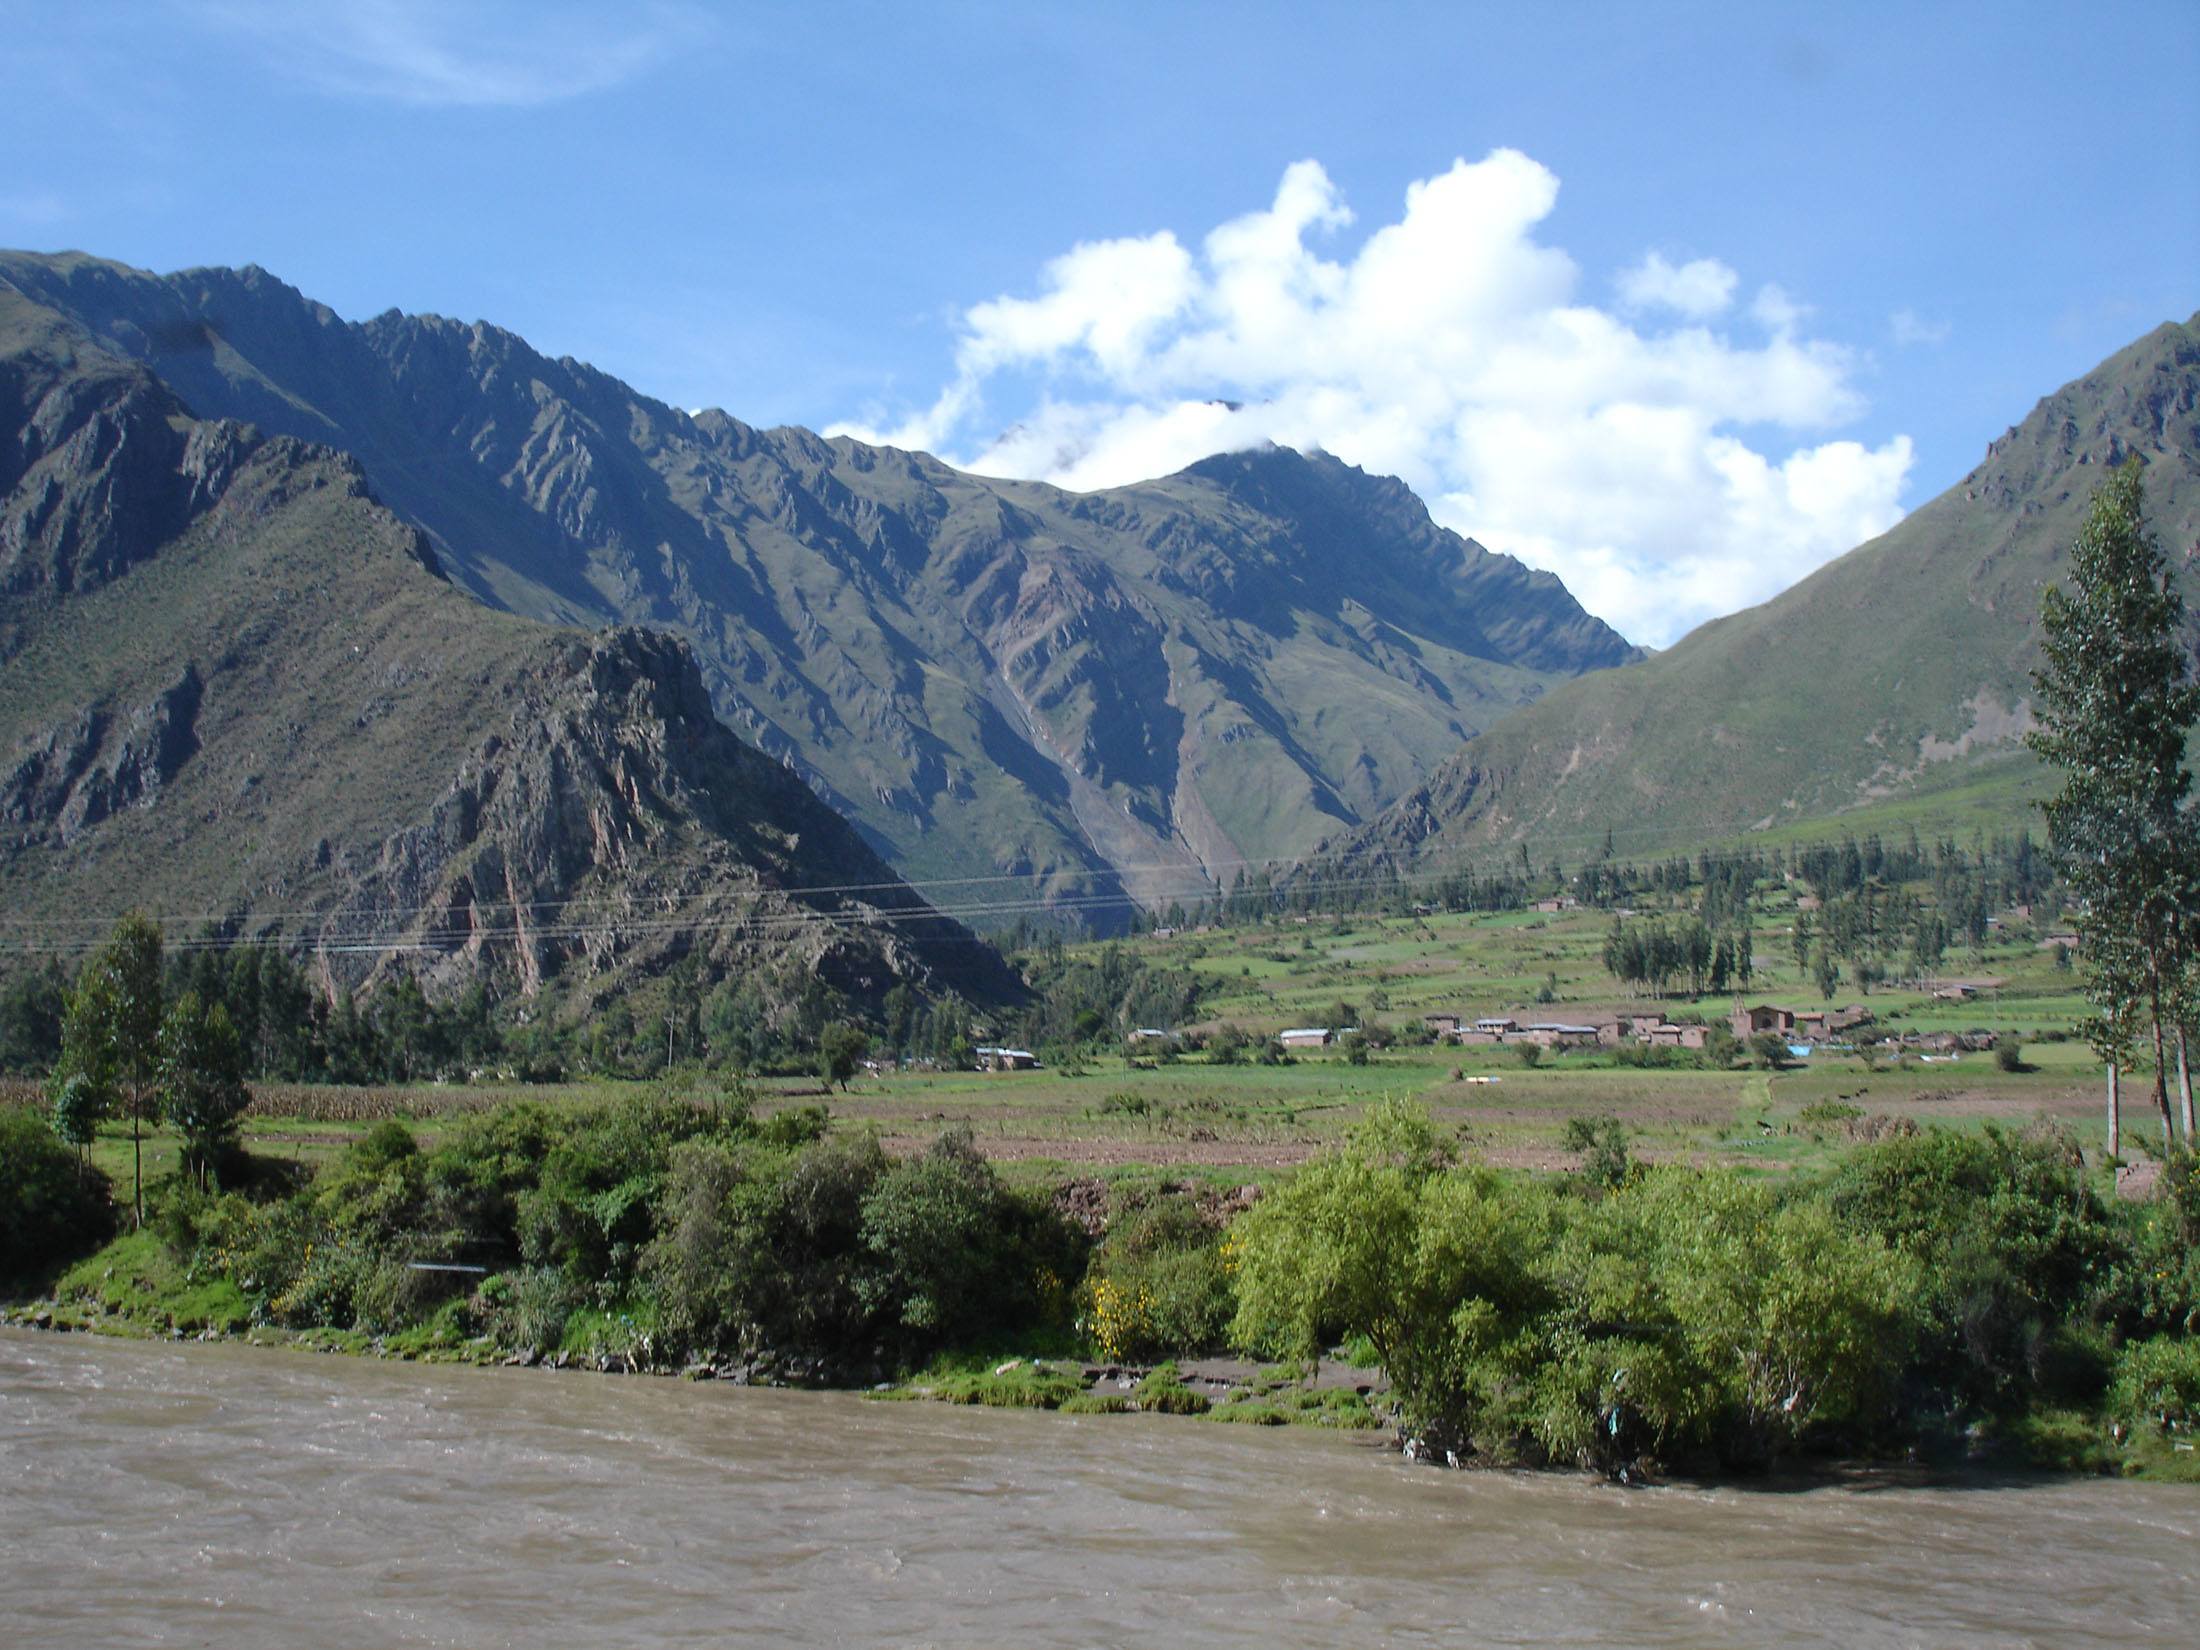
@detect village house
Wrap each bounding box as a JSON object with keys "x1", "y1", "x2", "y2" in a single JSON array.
[
  {"x1": 1278, "y1": 1026, "x2": 1337, "y2": 1050},
  {"x1": 974, "y1": 1045, "x2": 1040, "y2": 1072},
  {"x1": 1422, "y1": 1011, "x2": 1463, "y2": 1036},
  {"x1": 1454, "y1": 1015, "x2": 1521, "y2": 1045},
  {"x1": 1731, "y1": 1003, "x2": 1797, "y2": 1040},
  {"x1": 1729, "y1": 1001, "x2": 1874, "y2": 1046},
  {"x1": 1126, "y1": 1027, "x2": 1175, "y2": 1044},
  {"x1": 1522, "y1": 1022, "x2": 1601, "y2": 1049},
  {"x1": 1634, "y1": 1019, "x2": 1710, "y2": 1050}
]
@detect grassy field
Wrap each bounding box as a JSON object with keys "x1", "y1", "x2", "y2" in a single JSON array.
[{"x1": 3, "y1": 889, "x2": 2143, "y2": 1197}]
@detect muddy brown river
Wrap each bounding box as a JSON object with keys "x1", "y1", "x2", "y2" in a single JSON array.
[{"x1": 2, "y1": 1328, "x2": 2193, "y2": 1646}]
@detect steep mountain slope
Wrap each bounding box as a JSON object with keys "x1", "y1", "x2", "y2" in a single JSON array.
[
  {"x1": 0, "y1": 253, "x2": 1639, "y2": 916},
  {"x1": 1315, "y1": 315, "x2": 2200, "y2": 876},
  {"x1": 0, "y1": 290, "x2": 1017, "y2": 1012}
]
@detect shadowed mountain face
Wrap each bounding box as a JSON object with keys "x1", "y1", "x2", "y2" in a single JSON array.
[
  {"x1": 0, "y1": 253, "x2": 1639, "y2": 919},
  {"x1": 0, "y1": 287, "x2": 1019, "y2": 1012},
  {"x1": 1312, "y1": 315, "x2": 2200, "y2": 879}
]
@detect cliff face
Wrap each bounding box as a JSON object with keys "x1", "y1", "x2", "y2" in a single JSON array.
[
  {"x1": 1312, "y1": 314, "x2": 2200, "y2": 878},
  {"x1": 0, "y1": 253, "x2": 1639, "y2": 917},
  {"x1": 0, "y1": 288, "x2": 1016, "y2": 1012}
]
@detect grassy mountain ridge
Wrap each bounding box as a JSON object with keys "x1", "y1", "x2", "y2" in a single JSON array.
[
  {"x1": 0, "y1": 290, "x2": 1017, "y2": 1013},
  {"x1": 0, "y1": 251, "x2": 1639, "y2": 917},
  {"x1": 1313, "y1": 314, "x2": 2200, "y2": 876}
]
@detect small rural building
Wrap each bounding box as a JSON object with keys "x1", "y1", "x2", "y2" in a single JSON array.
[
  {"x1": 1523, "y1": 1022, "x2": 1601, "y2": 1049},
  {"x1": 1933, "y1": 984, "x2": 1978, "y2": 1002},
  {"x1": 1279, "y1": 1027, "x2": 1338, "y2": 1049},
  {"x1": 1635, "y1": 1020, "x2": 1709, "y2": 1050},
  {"x1": 1454, "y1": 1015, "x2": 1519, "y2": 1045},
  {"x1": 974, "y1": 1045, "x2": 1040, "y2": 1071},
  {"x1": 1422, "y1": 1012, "x2": 1464, "y2": 1036},
  {"x1": 1126, "y1": 1027, "x2": 1175, "y2": 1044},
  {"x1": 1731, "y1": 1003, "x2": 1797, "y2": 1039}
]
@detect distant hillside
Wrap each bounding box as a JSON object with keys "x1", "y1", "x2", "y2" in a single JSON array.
[
  {"x1": 1314, "y1": 314, "x2": 2200, "y2": 877},
  {"x1": 0, "y1": 252, "x2": 1639, "y2": 918},
  {"x1": 0, "y1": 289, "x2": 1017, "y2": 1013}
]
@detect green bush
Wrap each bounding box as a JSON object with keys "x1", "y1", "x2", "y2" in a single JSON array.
[
  {"x1": 1824, "y1": 1125, "x2": 2118, "y2": 1406},
  {"x1": 0, "y1": 1108, "x2": 114, "y2": 1284},
  {"x1": 2108, "y1": 1335, "x2": 2200, "y2": 1440},
  {"x1": 1560, "y1": 1115, "x2": 1630, "y2": 1190},
  {"x1": 1229, "y1": 1102, "x2": 1558, "y2": 1455},
  {"x1": 648, "y1": 1118, "x2": 1086, "y2": 1375},
  {"x1": 2101, "y1": 1162, "x2": 2200, "y2": 1341},
  {"x1": 1230, "y1": 1103, "x2": 1922, "y2": 1469},
  {"x1": 1083, "y1": 1191, "x2": 1233, "y2": 1360},
  {"x1": 1519, "y1": 1169, "x2": 1921, "y2": 1471},
  {"x1": 860, "y1": 1128, "x2": 1071, "y2": 1356}
]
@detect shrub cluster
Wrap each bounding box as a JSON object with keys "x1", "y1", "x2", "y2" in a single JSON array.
[
  {"x1": 148, "y1": 1094, "x2": 1083, "y2": 1379},
  {"x1": 0, "y1": 1108, "x2": 115, "y2": 1285},
  {"x1": 1229, "y1": 1102, "x2": 2192, "y2": 1473},
  {"x1": 1077, "y1": 1190, "x2": 1233, "y2": 1361}
]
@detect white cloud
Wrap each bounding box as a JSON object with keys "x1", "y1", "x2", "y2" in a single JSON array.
[
  {"x1": 187, "y1": 0, "x2": 706, "y2": 108},
  {"x1": 1891, "y1": 306, "x2": 1951, "y2": 346},
  {"x1": 1749, "y1": 282, "x2": 1809, "y2": 336},
  {"x1": 1617, "y1": 251, "x2": 1738, "y2": 318},
  {"x1": 829, "y1": 152, "x2": 1913, "y2": 648}
]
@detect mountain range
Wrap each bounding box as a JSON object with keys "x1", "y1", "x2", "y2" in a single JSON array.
[
  {"x1": 5, "y1": 248, "x2": 2194, "y2": 991},
  {"x1": 0, "y1": 281, "x2": 1016, "y2": 1013},
  {"x1": 1314, "y1": 313, "x2": 2200, "y2": 880},
  {"x1": 0, "y1": 252, "x2": 1639, "y2": 920}
]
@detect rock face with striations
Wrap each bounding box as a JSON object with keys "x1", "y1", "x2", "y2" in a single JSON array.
[
  {"x1": 0, "y1": 252, "x2": 1640, "y2": 919},
  {"x1": 0, "y1": 284, "x2": 1016, "y2": 1012}
]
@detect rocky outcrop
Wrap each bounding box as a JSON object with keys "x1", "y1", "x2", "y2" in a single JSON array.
[
  {"x1": 331, "y1": 627, "x2": 1005, "y2": 1003},
  {"x1": 1, "y1": 665, "x2": 201, "y2": 845}
]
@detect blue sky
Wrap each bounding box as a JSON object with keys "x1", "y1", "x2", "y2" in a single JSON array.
[{"x1": 2, "y1": 1, "x2": 2193, "y2": 644}]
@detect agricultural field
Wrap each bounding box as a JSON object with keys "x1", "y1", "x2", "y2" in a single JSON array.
[{"x1": 3, "y1": 890, "x2": 2133, "y2": 1196}]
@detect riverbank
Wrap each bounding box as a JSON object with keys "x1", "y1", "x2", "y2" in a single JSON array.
[
  {"x1": 0, "y1": 1281, "x2": 1391, "y2": 1431},
  {"x1": 7, "y1": 1083, "x2": 2196, "y2": 1486},
  {"x1": 10, "y1": 1280, "x2": 2197, "y2": 1486}
]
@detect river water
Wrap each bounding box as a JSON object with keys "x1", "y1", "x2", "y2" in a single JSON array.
[{"x1": 2, "y1": 1329, "x2": 2193, "y2": 1647}]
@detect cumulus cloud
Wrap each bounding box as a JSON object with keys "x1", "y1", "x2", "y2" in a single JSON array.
[
  {"x1": 188, "y1": 0, "x2": 706, "y2": 107},
  {"x1": 829, "y1": 151, "x2": 1913, "y2": 647},
  {"x1": 1616, "y1": 251, "x2": 1738, "y2": 318}
]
